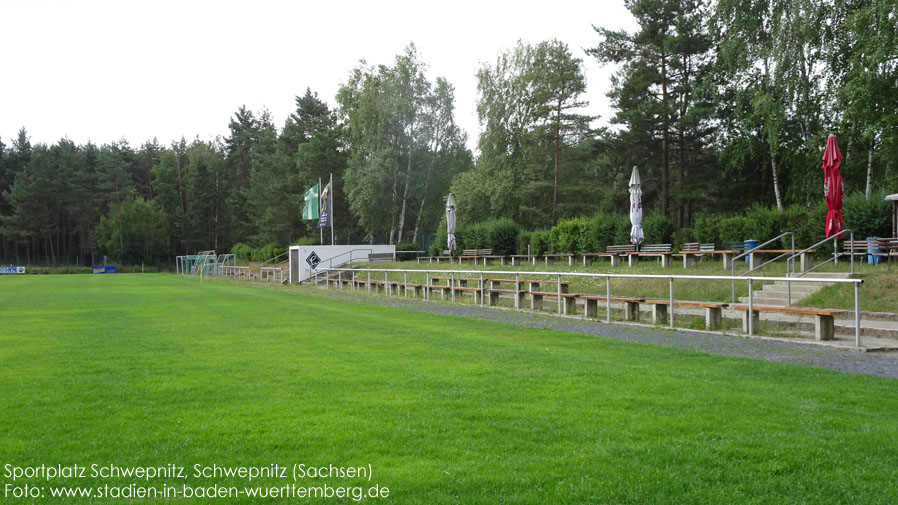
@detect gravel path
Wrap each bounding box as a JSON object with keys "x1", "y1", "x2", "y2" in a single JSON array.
[{"x1": 308, "y1": 288, "x2": 898, "y2": 380}]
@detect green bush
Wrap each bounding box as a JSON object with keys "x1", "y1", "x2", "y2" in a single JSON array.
[
  {"x1": 642, "y1": 214, "x2": 674, "y2": 244},
  {"x1": 844, "y1": 190, "x2": 891, "y2": 239},
  {"x1": 251, "y1": 243, "x2": 281, "y2": 262},
  {"x1": 673, "y1": 228, "x2": 697, "y2": 251},
  {"x1": 550, "y1": 217, "x2": 588, "y2": 253},
  {"x1": 395, "y1": 242, "x2": 419, "y2": 252},
  {"x1": 230, "y1": 243, "x2": 253, "y2": 262},
  {"x1": 293, "y1": 236, "x2": 319, "y2": 246},
  {"x1": 456, "y1": 218, "x2": 520, "y2": 255},
  {"x1": 530, "y1": 230, "x2": 550, "y2": 255}
]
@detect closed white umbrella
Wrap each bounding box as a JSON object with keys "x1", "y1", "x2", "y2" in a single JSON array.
[
  {"x1": 446, "y1": 193, "x2": 457, "y2": 252},
  {"x1": 629, "y1": 166, "x2": 644, "y2": 248}
]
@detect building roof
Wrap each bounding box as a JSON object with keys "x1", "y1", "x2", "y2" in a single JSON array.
[{"x1": 886, "y1": 194, "x2": 898, "y2": 201}]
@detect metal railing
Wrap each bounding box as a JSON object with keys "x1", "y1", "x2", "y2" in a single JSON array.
[
  {"x1": 783, "y1": 229, "x2": 855, "y2": 306},
  {"x1": 730, "y1": 232, "x2": 794, "y2": 303},
  {"x1": 260, "y1": 266, "x2": 287, "y2": 283},
  {"x1": 313, "y1": 266, "x2": 865, "y2": 346},
  {"x1": 260, "y1": 251, "x2": 289, "y2": 269}
]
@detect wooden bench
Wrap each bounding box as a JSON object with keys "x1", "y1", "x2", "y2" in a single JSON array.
[
  {"x1": 878, "y1": 238, "x2": 898, "y2": 269},
  {"x1": 676, "y1": 242, "x2": 716, "y2": 267},
  {"x1": 459, "y1": 249, "x2": 480, "y2": 264},
  {"x1": 574, "y1": 295, "x2": 645, "y2": 320},
  {"x1": 482, "y1": 278, "x2": 569, "y2": 307},
  {"x1": 417, "y1": 251, "x2": 446, "y2": 264},
  {"x1": 844, "y1": 238, "x2": 898, "y2": 269},
  {"x1": 528, "y1": 289, "x2": 571, "y2": 311},
  {"x1": 421, "y1": 250, "x2": 453, "y2": 264},
  {"x1": 731, "y1": 304, "x2": 843, "y2": 340},
  {"x1": 542, "y1": 253, "x2": 575, "y2": 266},
  {"x1": 582, "y1": 252, "x2": 622, "y2": 266},
  {"x1": 600, "y1": 245, "x2": 637, "y2": 267},
  {"x1": 431, "y1": 276, "x2": 482, "y2": 287},
  {"x1": 627, "y1": 244, "x2": 672, "y2": 267},
  {"x1": 520, "y1": 280, "x2": 572, "y2": 311},
  {"x1": 368, "y1": 252, "x2": 395, "y2": 262},
  {"x1": 475, "y1": 248, "x2": 499, "y2": 265},
  {"x1": 508, "y1": 254, "x2": 532, "y2": 266},
  {"x1": 644, "y1": 300, "x2": 729, "y2": 328},
  {"x1": 430, "y1": 276, "x2": 486, "y2": 301}
]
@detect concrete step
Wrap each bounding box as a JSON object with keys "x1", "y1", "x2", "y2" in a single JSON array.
[
  {"x1": 788, "y1": 272, "x2": 853, "y2": 279},
  {"x1": 737, "y1": 296, "x2": 795, "y2": 306},
  {"x1": 761, "y1": 284, "x2": 822, "y2": 294},
  {"x1": 742, "y1": 292, "x2": 805, "y2": 303}
]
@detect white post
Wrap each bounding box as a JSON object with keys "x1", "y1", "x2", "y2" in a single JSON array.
[
  {"x1": 606, "y1": 276, "x2": 611, "y2": 323},
  {"x1": 668, "y1": 277, "x2": 674, "y2": 329},
  {"x1": 557, "y1": 274, "x2": 562, "y2": 314},
  {"x1": 330, "y1": 172, "x2": 335, "y2": 245},
  {"x1": 855, "y1": 281, "x2": 861, "y2": 347},
  {"x1": 748, "y1": 278, "x2": 754, "y2": 336}
]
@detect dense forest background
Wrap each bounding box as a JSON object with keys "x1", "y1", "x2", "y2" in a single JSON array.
[{"x1": 1, "y1": 0, "x2": 896, "y2": 265}]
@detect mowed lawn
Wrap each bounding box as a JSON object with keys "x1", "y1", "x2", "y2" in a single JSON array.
[{"x1": 1, "y1": 274, "x2": 897, "y2": 504}]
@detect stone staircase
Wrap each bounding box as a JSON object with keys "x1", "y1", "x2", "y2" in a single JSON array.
[{"x1": 738, "y1": 272, "x2": 851, "y2": 306}]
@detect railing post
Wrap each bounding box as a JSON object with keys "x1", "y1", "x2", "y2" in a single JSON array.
[
  {"x1": 557, "y1": 274, "x2": 562, "y2": 314},
  {"x1": 480, "y1": 272, "x2": 485, "y2": 307},
  {"x1": 515, "y1": 273, "x2": 520, "y2": 309},
  {"x1": 834, "y1": 237, "x2": 839, "y2": 266},
  {"x1": 384, "y1": 271, "x2": 388, "y2": 296},
  {"x1": 787, "y1": 266, "x2": 792, "y2": 306},
  {"x1": 791, "y1": 233, "x2": 795, "y2": 275},
  {"x1": 338, "y1": 270, "x2": 342, "y2": 290},
  {"x1": 748, "y1": 278, "x2": 754, "y2": 336},
  {"x1": 606, "y1": 275, "x2": 611, "y2": 323},
  {"x1": 668, "y1": 276, "x2": 674, "y2": 329},
  {"x1": 451, "y1": 272, "x2": 455, "y2": 303},
  {"x1": 404, "y1": 271, "x2": 408, "y2": 298},
  {"x1": 855, "y1": 281, "x2": 861, "y2": 347},
  {"x1": 850, "y1": 230, "x2": 855, "y2": 275},
  {"x1": 731, "y1": 260, "x2": 736, "y2": 304},
  {"x1": 367, "y1": 271, "x2": 371, "y2": 294},
  {"x1": 425, "y1": 271, "x2": 430, "y2": 300}
]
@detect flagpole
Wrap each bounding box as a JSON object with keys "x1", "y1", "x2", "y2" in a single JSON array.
[
  {"x1": 318, "y1": 177, "x2": 323, "y2": 245},
  {"x1": 330, "y1": 172, "x2": 335, "y2": 245}
]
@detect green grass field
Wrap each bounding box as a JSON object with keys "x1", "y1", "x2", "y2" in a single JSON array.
[{"x1": 2, "y1": 274, "x2": 897, "y2": 504}]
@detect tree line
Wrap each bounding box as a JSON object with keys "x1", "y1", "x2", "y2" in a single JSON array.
[{"x1": 2, "y1": 0, "x2": 896, "y2": 265}]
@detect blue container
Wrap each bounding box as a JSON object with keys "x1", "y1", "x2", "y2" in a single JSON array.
[
  {"x1": 744, "y1": 239, "x2": 759, "y2": 262},
  {"x1": 867, "y1": 237, "x2": 882, "y2": 265}
]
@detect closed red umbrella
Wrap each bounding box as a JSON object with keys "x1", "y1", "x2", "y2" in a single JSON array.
[{"x1": 823, "y1": 135, "x2": 844, "y2": 237}]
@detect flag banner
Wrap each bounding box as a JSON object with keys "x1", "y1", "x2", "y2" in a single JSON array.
[
  {"x1": 303, "y1": 183, "x2": 319, "y2": 220},
  {"x1": 318, "y1": 182, "x2": 332, "y2": 228}
]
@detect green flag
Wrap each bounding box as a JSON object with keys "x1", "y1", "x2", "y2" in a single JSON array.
[{"x1": 302, "y1": 183, "x2": 320, "y2": 220}]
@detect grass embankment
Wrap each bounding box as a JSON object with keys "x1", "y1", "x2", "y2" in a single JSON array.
[{"x1": 2, "y1": 274, "x2": 897, "y2": 504}]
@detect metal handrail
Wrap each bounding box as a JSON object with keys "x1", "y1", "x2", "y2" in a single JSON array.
[
  {"x1": 260, "y1": 251, "x2": 289, "y2": 268},
  {"x1": 786, "y1": 229, "x2": 854, "y2": 278},
  {"x1": 783, "y1": 229, "x2": 854, "y2": 306},
  {"x1": 312, "y1": 266, "x2": 864, "y2": 347},
  {"x1": 730, "y1": 232, "x2": 794, "y2": 303}
]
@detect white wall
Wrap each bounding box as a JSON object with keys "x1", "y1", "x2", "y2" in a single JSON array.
[{"x1": 288, "y1": 244, "x2": 396, "y2": 283}]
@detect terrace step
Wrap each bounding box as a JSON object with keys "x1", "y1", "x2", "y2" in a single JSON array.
[{"x1": 739, "y1": 272, "x2": 852, "y2": 306}]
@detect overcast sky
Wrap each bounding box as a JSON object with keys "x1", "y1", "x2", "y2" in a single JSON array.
[{"x1": 0, "y1": 0, "x2": 638, "y2": 152}]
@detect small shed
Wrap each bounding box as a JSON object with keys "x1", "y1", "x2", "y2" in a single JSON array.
[{"x1": 887, "y1": 194, "x2": 898, "y2": 237}]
